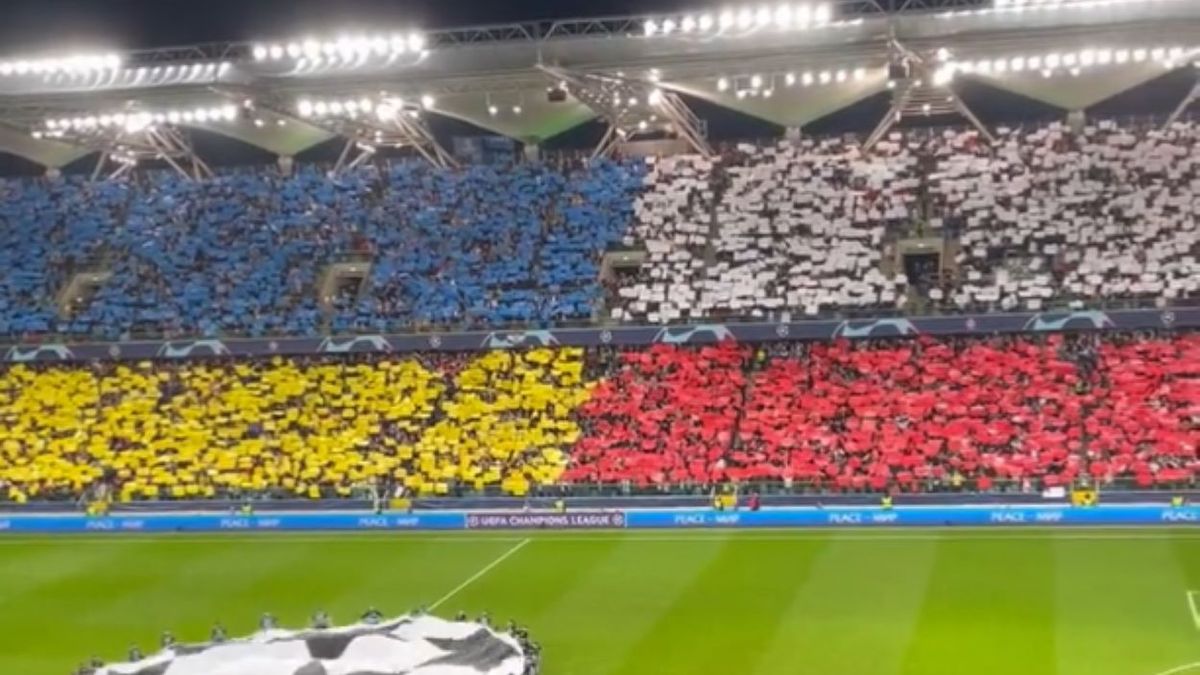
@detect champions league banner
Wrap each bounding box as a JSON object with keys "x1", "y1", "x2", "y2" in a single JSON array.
[
  {"x1": 465, "y1": 511, "x2": 627, "y2": 530},
  {"x1": 3, "y1": 307, "x2": 1193, "y2": 363}
]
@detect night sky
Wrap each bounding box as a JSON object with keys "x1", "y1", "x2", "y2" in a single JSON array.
[{"x1": 0, "y1": 0, "x2": 691, "y2": 50}]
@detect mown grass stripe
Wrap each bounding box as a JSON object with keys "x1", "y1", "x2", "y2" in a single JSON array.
[
  {"x1": 607, "y1": 535, "x2": 832, "y2": 675},
  {"x1": 751, "y1": 534, "x2": 938, "y2": 675},
  {"x1": 900, "y1": 536, "x2": 1057, "y2": 675}
]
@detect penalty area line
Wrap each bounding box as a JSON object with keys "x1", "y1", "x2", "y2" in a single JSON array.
[
  {"x1": 1187, "y1": 591, "x2": 1200, "y2": 632},
  {"x1": 429, "y1": 537, "x2": 531, "y2": 611}
]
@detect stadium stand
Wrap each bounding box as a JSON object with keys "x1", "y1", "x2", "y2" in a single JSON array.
[
  {"x1": 0, "y1": 348, "x2": 588, "y2": 503},
  {"x1": 568, "y1": 332, "x2": 1198, "y2": 490},
  {"x1": 341, "y1": 158, "x2": 642, "y2": 332},
  {"x1": 933, "y1": 120, "x2": 1200, "y2": 312},
  {"x1": 0, "y1": 333, "x2": 1193, "y2": 502},
  {"x1": 0, "y1": 120, "x2": 1196, "y2": 340},
  {"x1": 0, "y1": 176, "x2": 130, "y2": 336}
]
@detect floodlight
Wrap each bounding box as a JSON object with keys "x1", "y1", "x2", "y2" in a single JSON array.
[
  {"x1": 795, "y1": 5, "x2": 812, "y2": 26},
  {"x1": 330, "y1": 101, "x2": 345, "y2": 115},
  {"x1": 268, "y1": 45, "x2": 284, "y2": 60},
  {"x1": 818, "y1": 70, "x2": 831, "y2": 83},
  {"x1": 303, "y1": 40, "x2": 321, "y2": 57},
  {"x1": 681, "y1": 16, "x2": 697, "y2": 32},
  {"x1": 719, "y1": 10, "x2": 735, "y2": 29},
  {"x1": 1062, "y1": 53, "x2": 1077, "y2": 67},
  {"x1": 313, "y1": 101, "x2": 329, "y2": 116},
  {"x1": 638, "y1": 120, "x2": 648, "y2": 130},
  {"x1": 1132, "y1": 48, "x2": 1147, "y2": 62},
  {"x1": 717, "y1": 76, "x2": 730, "y2": 91},
  {"x1": 835, "y1": 69, "x2": 847, "y2": 82},
  {"x1": 698, "y1": 14, "x2": 715, "y2": 30},
  {"x1": 785, "y1": 72, "x2": 796, "y2": 86},
  {"x1": 286, "y1": 43, "x2": 302, "y2": 58},
  {"x1": 298, "y1": 100, "x2": 314, "y2": 117},
  {"x1": 853, "y1": 67, "x2": 866, "y2": 81},
  {"x1": 801, "y1": 71, "x2": 814, "y2": 86},
  {"x1": 755, "y1": 6, "x2": 771, "y2": 27},
  {"x1": 421, "y1": 94, "x2": 435, "y2": 108},
  {"x1": 1114, "y1": 49, "x2": 1129, "y2": 64},
  {"x1": 221, "y1": 105, "x2": 237, "y2": 121},
  {"x1": 1045, "y1": 53, "x2": 1061, "y2": 68},
  {"x1": 512, "y1": 105, "x2": 522, "y2": 114},
  {"x1": 813, "y1": 3, "x2": 832, "y2": 24},
  {"x1": 167, "y1": 111, "x2": 182, "y2": 123},
  {"x1": 648, "y1": 89, "x2": 664, "y2": 105},
  {"x1": 662, "y1": 19, "x2": 676, "y2": 35},
  {"x1": 254, "y1": 118, "x2": 265, "y2": 128},
  {"x1": 737, "y1": 8, "x2": 754, "y2": 29},
  {"x1": 750, "y1": 74, "x2": 763, "y2": 88},
  {"x1": 775, "y1": 5, "x2": 793, "y2": 28},
  {"x1": 408, "y1": 33, "x2": 426, "y2": 51},
  {"x1": 195, "y1": 109, "x2": 210, "y2": 123},
  {"x1": 488, "y1": 104, "x2": 499, "y2": 116},
  {"x1": 762, "y1": 88, "x2": 773, "y2": 98},
  {"x1": 252, "y1": 45, "x2": 268, "y2": 60}
]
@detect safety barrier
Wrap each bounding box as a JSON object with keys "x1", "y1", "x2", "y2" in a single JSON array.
[{"x1": 0, "y1": 504, "x2": 1197, "y2": 533}]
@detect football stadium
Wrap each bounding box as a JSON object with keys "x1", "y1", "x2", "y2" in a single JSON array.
[{"x1": 0, "y1": 0, "x2": 1197, "y2": 673}]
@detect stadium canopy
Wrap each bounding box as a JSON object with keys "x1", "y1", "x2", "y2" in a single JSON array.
[{"x1": 0, "y1": 0, "x2": 1196, "y2": 172}]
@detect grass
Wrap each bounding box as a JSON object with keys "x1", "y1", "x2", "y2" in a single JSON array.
[{"x1": 1, "y1": 528, "x2": 1199, "y2": 675}]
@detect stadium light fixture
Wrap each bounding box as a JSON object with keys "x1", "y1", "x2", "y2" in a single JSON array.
[
  {"x1": 717, "y1": 76, "x2": 730, "y2": 91},
  {"x1": 0, "y1": 52, "x2": 123, "y2": 78},
  {"x1": 421, "y1": 94, "x2": 435, "y2": 109},
  {"x1": 253, "y1": 30, "x2": 427, "y2": 67},
  {"x1": 512, "y1": 105, "x2": 522, "y2": 114}
]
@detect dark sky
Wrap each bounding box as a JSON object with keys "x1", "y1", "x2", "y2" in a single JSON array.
[{"x1": 0, "y1": 0, "x2": 692, "y2": 51}]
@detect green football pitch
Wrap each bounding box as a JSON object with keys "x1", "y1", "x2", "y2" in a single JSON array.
[{"x1": 2, "y1": 528, "x2": 1199, "y2": 675}]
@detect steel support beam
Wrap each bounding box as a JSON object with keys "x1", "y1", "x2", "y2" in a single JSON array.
[
  {"x1": 540, "y1": 65, "x2": 712, "y2": 158},
  {"x1": 1164, "y1": 76, "x2": 1200, "y2": 128},
  {"x1": 865, "y1": 41, "x2": 995, "y2": 150}
]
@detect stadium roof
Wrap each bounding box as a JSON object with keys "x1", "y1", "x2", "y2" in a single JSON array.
[{"x1": 0, "y1": 0, "x2": 1197, "y2": 168}]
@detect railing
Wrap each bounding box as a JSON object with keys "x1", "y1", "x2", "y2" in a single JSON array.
[{"x1": 6, "y1": 476, "x2": 1194, "y2": 507}]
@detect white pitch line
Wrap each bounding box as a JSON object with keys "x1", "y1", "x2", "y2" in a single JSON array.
[
  {"x1": 1149, "y1": 662, "x2": 1200, "y2": 675},
  {"x1": 428, "y1": 538, "x2": 531, "y2": 611},
  {"x1": 1187, "y1": 591, "x2": 1200, "y2": 632}
]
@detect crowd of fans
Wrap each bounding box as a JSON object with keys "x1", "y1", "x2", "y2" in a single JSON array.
[
  {"x1": 611, "y1": 118, "x2": 1199, "y2": 322},
  {"x1": 565, "y1": 332, "x2": 1197, "y2": 491},
  {"x1": 931, "y1": 120, "x2": 1200, "y2": 311},
  {"x1": 0, "y1": 119, "x2": 1194, "y2": 341},
  {"x1": 0, "y1": 332, "x2": 1193, "y2": 502},
  {"x1": 0, "y1": 348, "x2": 587, "y2": 503},
  {"x1": 0, "y1": 159, "x2": 641, "y2": 339}
]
